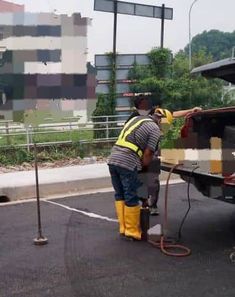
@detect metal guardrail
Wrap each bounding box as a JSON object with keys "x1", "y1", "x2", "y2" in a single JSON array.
[{"x1": 0, "y1": 115, "x2": 129, "y2": 150}]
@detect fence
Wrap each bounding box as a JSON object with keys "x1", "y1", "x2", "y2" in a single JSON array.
[{"x1": 0, "y1": 115, "x2": 129, "y2": 150}]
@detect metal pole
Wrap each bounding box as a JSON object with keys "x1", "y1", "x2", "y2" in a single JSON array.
[
  {"x1": 160, "y1": 4, "x2": 165, "y2": 48},
  {"x1": 26, "y1": 125, "x2": 30, "y2": 152},
  {"x1": 106, "y1": 116, "x2": 109, "y2": 139},
  {"x1": 33, "y1": 143, "x2": 48, "y2": 245},
  {"x1": 5, "y1": 121, "x2": 10, "y2": 145},
  {"x1": 69, "y1": 121, "x2": 72, "y2": 141},
  {"x1": 29, "y1": 124, "x2": 33, "y2": 144},
  {"x1": 232, "y1": 46, "x2": 235, "y2": 59},
  {"x1": 113, "y1": 0, "x2": 117, "y2": 57},
  {"x1": 112, "y1": 0, "x2": 118, "y2": 111},
  {"x1": 189, "y1": 0, "x2": 199, "y2": 71}
]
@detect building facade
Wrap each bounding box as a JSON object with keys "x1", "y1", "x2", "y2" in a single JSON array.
[
  {"x1": 0, "y1": 0, "x2": 24, "y2": 13},
  {"x1": 0, "y1": 2, "x2": 96, "y2": 124}
]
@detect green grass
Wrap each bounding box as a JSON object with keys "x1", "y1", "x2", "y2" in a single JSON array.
[
  {"x1": 0, "y1": 141, "x2": 113, "y2": 166},
  {"x1": 33, "y1": 129, "x2": 93, "y2": 143},
  {"x1": 0, "y1": 133, "x2": 26, "y2": 146},
  {"x1": 0, "y1": 129, "x2": 93, "y2": 146},
  {"x1": 0, "y1": 126, "x2": 114, "y2": 166},
  {"x1": 0, "y1": 118, "x2": 184, "y2": 166}
]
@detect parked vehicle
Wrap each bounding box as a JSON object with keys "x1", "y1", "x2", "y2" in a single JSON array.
[{"x1": 161, "y1": 58, "x2": 235, "y2": 203}]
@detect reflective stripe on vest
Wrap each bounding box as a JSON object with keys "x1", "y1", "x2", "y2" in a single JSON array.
[{"x1": 115, "y1": 116, "x2": 154, "y2": 158}]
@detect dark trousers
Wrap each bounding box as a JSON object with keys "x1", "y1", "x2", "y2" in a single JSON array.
[{"x1": 108, "y1": 164, "x2": 141, "y2": 206}]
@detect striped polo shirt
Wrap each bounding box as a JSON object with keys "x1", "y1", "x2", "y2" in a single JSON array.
[{"x1": 107, "y1": 116, "x2": 161, "y2": 171}]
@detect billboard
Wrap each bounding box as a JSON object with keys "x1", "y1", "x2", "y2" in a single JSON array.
[{"x1": 94, "y1": 0, "x2": 173, "y2": 20}]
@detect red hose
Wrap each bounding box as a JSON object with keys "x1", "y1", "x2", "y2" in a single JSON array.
[
  {"x1": 149, "y1": 236, "x2": 191, "y2": 257},
  {"x1": 148, "y1": 164, "x2": 191, "y2": 257}
]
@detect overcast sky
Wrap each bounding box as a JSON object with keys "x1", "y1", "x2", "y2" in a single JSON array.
[{"x1": 11, "y1": 0, "x2": 235, "y2": 62}]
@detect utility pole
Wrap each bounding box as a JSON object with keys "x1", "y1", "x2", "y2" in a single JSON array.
[{"x1": 189, "y1": 0, "x2": 199, "y2": 71}]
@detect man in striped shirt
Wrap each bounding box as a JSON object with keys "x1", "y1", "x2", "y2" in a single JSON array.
[
  {"x1": 108, "y1": 109, "x2": 162, "y2": 240},
  {"x1": 126, "y1": 94, "x2": 202, "y2": 216}
]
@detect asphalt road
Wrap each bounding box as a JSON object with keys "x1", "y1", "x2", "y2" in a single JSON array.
[{"x1": 0, "y1": 183, "x2": 235, "y2": 297}]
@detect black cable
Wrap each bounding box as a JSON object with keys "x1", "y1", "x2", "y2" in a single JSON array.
[{"x1": 177, "y1": 166, "x2": 200, "y2": 241}]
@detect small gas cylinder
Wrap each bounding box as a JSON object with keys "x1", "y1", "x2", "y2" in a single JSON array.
[{"x1": 140, "y1": 206, "x2": 150, "y2": 241}]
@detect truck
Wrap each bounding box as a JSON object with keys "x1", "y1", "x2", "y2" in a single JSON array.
[{"x1": 160, "y1": 57, "x2": 235, "y2": 204}]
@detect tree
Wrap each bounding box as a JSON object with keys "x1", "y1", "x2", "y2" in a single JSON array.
[
  {"x1": 169, "y1": 49, "x2": 224, "y2": 109},
  {"x1": 184, "y1": 30, "x2": 235, "y2": 61},
  {"x1": 129, "y1": 47, "x2": 173, "y2": 107},
  {"x1": 147, "y1": 47, "x2": 172, "y2": 79},
  {"x1": 92, "y1": 94, "x2": 110, "y2": 139},
  {"x1": 129, "y1": 47, "x2": 226, "y2": 111}
]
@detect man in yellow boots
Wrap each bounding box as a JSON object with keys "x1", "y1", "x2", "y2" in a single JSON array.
[
  {"x1": 108, "y1": 108, "x2": 165, "y2": 240},
  {"x1": 125, "y1": 94, "x2": 202, "y2": 216}
]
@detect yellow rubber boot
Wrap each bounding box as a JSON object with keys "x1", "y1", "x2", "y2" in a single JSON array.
[
  {"x1": 115, "y1": 200, "x2": 125, "y2": 235},
  {"x1": 124, "y1": 205, "x2": 141, "y2": 240}
]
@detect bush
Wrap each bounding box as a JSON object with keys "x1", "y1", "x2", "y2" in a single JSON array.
[
  {"x1": 0, "y1": 142, "x2": 90, "y2": 166},
  {"x1": 0, "y1": 147, "x2": 34, "y2": 165}
]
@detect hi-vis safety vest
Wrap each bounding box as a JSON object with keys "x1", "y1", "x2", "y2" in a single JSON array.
[{"x1": 115, "y1": 116, "x2": 154, "y2": 158}]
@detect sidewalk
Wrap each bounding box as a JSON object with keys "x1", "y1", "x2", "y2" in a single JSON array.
[
  {"x1": 0, "y1": 163, "x2": 181, "y2": 201},
  {"x1": 0, "y1": 163, "x2": 112, "y2": 201}
]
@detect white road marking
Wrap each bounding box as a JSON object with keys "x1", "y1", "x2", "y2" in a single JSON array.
[{"x1": 44, "y1": 199, "x2": 118, "y2": 223}]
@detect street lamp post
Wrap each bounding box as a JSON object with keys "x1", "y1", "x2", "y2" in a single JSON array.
[{"x1": 189, "y1": 0, "x2": 199, "y2": 71}]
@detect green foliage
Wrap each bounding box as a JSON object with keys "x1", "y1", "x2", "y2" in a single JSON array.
[
  {"x1": 0, "y1": 147, "x2": 34, "y2": 165},
  {"x1": 223, "y1": 89, "x2": 235, "y2": 106},
  {"x1": 128, "y1": 62, "x2": 151, "y2": 81},
  {"x1": 191, "y1": 49, "x2": 213, "y2": 68},
  {"x1": 92, "y1": 52, "x2": 118, "y2": 139},
  {"x1": 190, "y1": 76, "x2": 223, "y2": 108},
  {"x1": 160, "y1": 118, "x2": 184, "y2": 149},
  {"x1": 129, "y1": 47, "x2": 227, "y2": 111},
  {"x1": 171, "y1": 51, "x2": 189, "y2": 76},
  {"x1": 129, "y1": 48, "x2": 173, "y2": 107},
  {"x1": 184, "y1": 30, "x2": 235, "y2": 61},
  {"x1": 148, "y1": 47, "x2": 172, "y2": 79},
  {"x1": 92, "y1": 94, "x2": 110, "y2": 139},
  {"x1": 0, "y1": 143, "x2": 86, "y2": 166},
  {"x1": 93, "y1": 94, "x2": 111, "y2": 117},
  {"x1": 108, "y1": 52, "x2": 117, "y2": 115},
  {"x1": 0, "y1": 129, "x2": 93, "y2": 146}
]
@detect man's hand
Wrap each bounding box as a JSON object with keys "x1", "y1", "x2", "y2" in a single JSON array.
[{"x1": 192, "y1": 106, "x2": 202, "y2": 113}]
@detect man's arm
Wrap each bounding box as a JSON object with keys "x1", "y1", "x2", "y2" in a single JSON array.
[
  {"x1": 142, "y1": 147, "x2": 154, "y2": 167},
  {"x1": 173, "y1": 107, "x2": 202, "y2": 118}
]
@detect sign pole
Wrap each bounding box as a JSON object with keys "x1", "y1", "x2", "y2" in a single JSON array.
[
  {"x1": 160, "y1": 4, "x2": 165, "y2": 48},
  {"x1": 113, "y1": 0, "x2": 117, "y2": 57}
]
